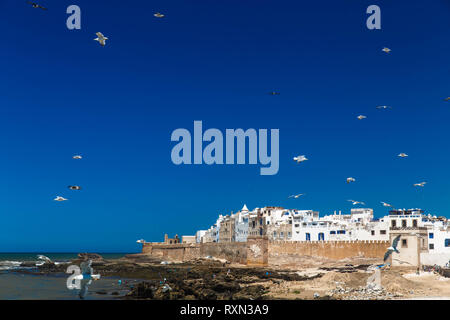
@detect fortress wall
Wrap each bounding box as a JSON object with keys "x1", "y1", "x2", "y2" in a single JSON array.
[
  {"x1": 268, "y1": 240, "x2": 389, "y2": 262},
  {"x1": 200, "y1": 242, "x2": 247, "y2": 264},
  {"x1": 141, "y1": 243, "x2": 201, "y2": 261},
  {"x1": 141, "y1": 240, "x2": 389, "y2": 266}
]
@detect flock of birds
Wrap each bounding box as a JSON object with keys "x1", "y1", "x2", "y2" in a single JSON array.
[
  {"x1": 28, "y1": 1, "x2": 449, "y2": 214},
  {"x1": 27, "y1": 1, "x2": 165, "y2": 47},
  {"x1": 93, "y1": 12, "x2": 164, "y2": 47},
  {"x1": 291, "y1": 140, "x2": 430, "y2": 209},
  {"x1": 25, "y1": 1, "x2": 162, "y2": 202},
  {"x1": 286, "y1": 46, "x2": 448, "y2": 211},
  {"x1": 53, "y1": 155, "x2": 83, "y2": 202}
]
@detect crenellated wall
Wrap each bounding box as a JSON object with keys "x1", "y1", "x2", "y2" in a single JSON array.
[
  {"x1": 141, "y1": 239, "x2": 389, "y2": 266},
  {"x1": 141, "y1": 242, "x2": 246, "y2": 264}
]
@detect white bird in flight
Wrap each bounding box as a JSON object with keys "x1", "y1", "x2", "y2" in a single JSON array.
[
  {"x1": 348, "y1": 200, "x2": 365, "y2": 205},
  {"x1": 94, "y1": 32, "x2": 108, "y2": 46},
  {"x1": 384, "y1": 235, "x2": 401, "y2": 262},
  {"x1": 346, "y1": 177, "x2": 356, "y2": 183},
  {"x1": 154, "y1": 12, "x2": 164, "y2": 18},
  {"x1": 376, "y1": 105, "x2": 391, "y2": 110},
  {"x1": 288, "y1": 194, "x2": 305, "y2": 199},
  {"x1": 398, "y1": 153, "x2": 408, "y2": 158},
  {"x1": 382, "y1": 47, "x2": 391, "y2": 53},
  {"x1": 293, "y1": 155, "x2": 308, "y2": 163},
  {"x1": 357, "y1": 115, "x2": 367, "y2": 120},
  {"x1": 37, "y1": 255, "x2": 52, "y2": 263},
  {"x1": 136, "y1": 239, "x2": 145, "y2": 244},
  {"x1": 54, "y1": 196, "x2": 68, "y2": 202},
  {"x1": 381, "y1": 202, "x2": 392, "y2": 208},
  {"x1": 73, "y1": 155, "x2": 82, "y2": 159},
  {"x1": 414, "y1": 182, "x2": 426, "y2": 187}
]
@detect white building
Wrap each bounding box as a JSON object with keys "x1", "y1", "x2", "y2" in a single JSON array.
[
  {"x1": 194, "y1": 205, "x2": 450, "y2": 266},
  {"x1": 195, "y1": 230, "x2": 207, "y2": 243},
  {"x1": 234, "y1": 204, "x2": 250, "y2": 242}
]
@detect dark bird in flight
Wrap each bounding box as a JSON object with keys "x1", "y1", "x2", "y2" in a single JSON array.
[
  {"x1": 28, "y1": 1, "x2": 47, "y2": 10},
  {"x1": 383, "y1": 235, "x2": 401, "y2": 262},
  {"x1": 68, "y1": 185, "x2": 82, "y2": 190}
]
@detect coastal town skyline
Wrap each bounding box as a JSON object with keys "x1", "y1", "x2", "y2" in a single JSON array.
[{"x1": 1, "y1": 0, "x2": 450, "y2": 252}]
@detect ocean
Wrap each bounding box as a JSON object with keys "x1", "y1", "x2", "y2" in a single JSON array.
[
  {"x1": 0, "y1": 252, "x2": 136, "y2": 299},
  {"x1": 0, "y1": 252, "x2": 128, "y2": 269}
]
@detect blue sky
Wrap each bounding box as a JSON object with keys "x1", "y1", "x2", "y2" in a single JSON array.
[{"x1": 0, "y1": 0, "x2": 449, "y2": 252}]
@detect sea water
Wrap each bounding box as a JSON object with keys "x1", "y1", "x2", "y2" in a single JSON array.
[{"x1": 0, "y1": 252, "x2": 133, "y2": 299}]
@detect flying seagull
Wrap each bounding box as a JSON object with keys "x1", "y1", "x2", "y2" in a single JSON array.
[
  {"x1": 288, "y1": 194, "x2": 305, "y2": 199},
  {"x1": 73, "y1": 155, "x2": 82, "y2": 159},
  {"x1": 94, "y1": 32, "x2": 108, "y2": 46},
  {"x1": 28, "y1": 1, "x2": 47, "y2": 10},
  {"x1": 68, "y1": 185, "x2": 81, "y2": 190},
  {"x1": 383, "y1": 235, "x2": 401, "y2": 262},
  {"x1": 398, "y1": 153, "x2": 408, "y2": 158},
  {"x1": 154, "y1": 12, "x2": 165, "y2": 18},
  {"x1": 269, "y1": 91, "x2": 280, "y2": 96},
  {"x1": 376, "y1": 105, "x2": 391, "y2": 110},
  {"x1": 54, "y1": 196, "x2": 68, "y2": 201},
  {"x1": 77, "y1": 260, "x2": 101, "y2": 299},
  {"x1": 357, "y1": 115, "x2": 367, "y2": 120},
  {"x1": 37, "y1": 255, "x2": 52, "y2": 264},
  {"x1": 381, "y1": 202, "x2": 392, "y2": 208},
  {"x1": 414, "y1": 182, "x2": 426, "y2": 187},
  {"x1": 348, "y1": 200, "x2": 365, "y2": 205},
  {"x1": 382, "y1": 47, "x2": 391, "y2": 53},
  {"x1": 136, "y1": 239, "x2": 145, "y2": 244},
  {"x1": 162, "y1": 284, "x2": 172, "y2": 293},
  {"x1": 293, "y1": 155, "x2": 308, "y2": 163},
  {"x1": 346, "y1": 177, "x2": 356, "y2": 183}
]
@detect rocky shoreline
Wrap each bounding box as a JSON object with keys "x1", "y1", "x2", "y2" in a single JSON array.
[
  {"x1": 13, "y1": 253, "x2": 450, "y2": 300},
  {"x1": 15, "y1": 253, "x2": 327, "y2": 300}
]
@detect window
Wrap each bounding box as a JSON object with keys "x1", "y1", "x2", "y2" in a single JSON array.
[
  {"x1": 402, "y1": 239, "x2": 408, "y2": 248},
  {"x1": 429, "y1": 233, "x2": 434, "y2": 239},
  {"x1": 391, "y1": 220, "x2": 397, "y2": 228},
  {"x1": 259, "y1": 218, "x2": 263, "y2": 225},
  {"x1": 294, "y1": 224, "x2": 299, "y2": 228},
  {"x1": 402, "y1": 220, "x2": 407, "y2": 228},
  {"x1": 280, "y1": 232, "x2": 284, "y2": 238},
  {"x1": 306, "y1": 233, "x2": 311, "y2": 241},
  {"x1": 429, "y1": 244, "x2": 434, "y2": 250},
  {"x1": 445, "y1": 239, "x2": 450, "y2": 247},
  {"x1": 337, "y1": 230, "x2": 346, "y2": 234},
  {"x1": 380, "y1": 230, "x2": 386, "y2": 235},
  {"x1": 330, "y1": 231, "x2": 336, "y2": 235},
  {"x1": 318, "y1": 233, "x2": 325, "y2": 241},
  {"x1": 288, "y1": 232, "x2": 291, "y2": 238},
  {"x1": 413, "y1": 220, "x2": 418, "y2": 227},
  {"x1": 273, "y1": 231, "x2": 277, "y2": 237},
  {"x1": 371, "y1": 230, "x2": 375, "y2": 236}
]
